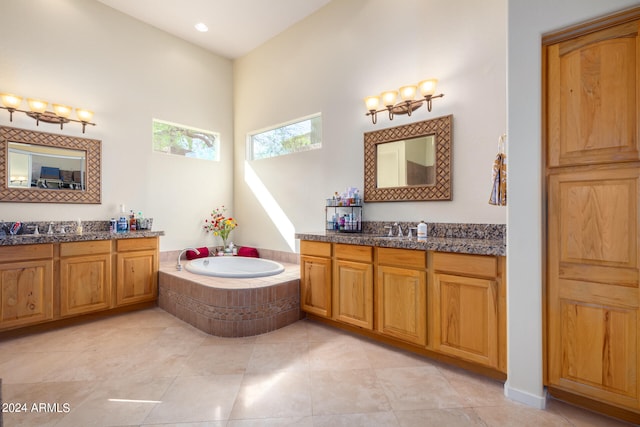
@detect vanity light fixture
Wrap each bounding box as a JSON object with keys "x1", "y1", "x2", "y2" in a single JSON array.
[
  {"x1": 0, "y1": 93, "x2": 96, "y2": 133},
  {"x1": 364, "y1": 79, "x2": 444, "y2": 124}
]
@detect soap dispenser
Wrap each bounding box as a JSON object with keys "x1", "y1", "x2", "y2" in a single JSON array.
[{"x1": 417, "y1": 221, "x2": 427, "y2": 240}]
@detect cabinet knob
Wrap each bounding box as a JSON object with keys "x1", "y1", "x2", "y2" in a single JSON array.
[{"x1": 29, "y1": 303, "x2": 36, "y2": 310}]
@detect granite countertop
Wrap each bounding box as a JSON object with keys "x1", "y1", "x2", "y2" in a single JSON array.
[
  {"x1": 0, "y1": 230, "x2": 165, "y2": 246},
  {"x1": 296, "y1": 232, "x2": 506, "y2": 256}
]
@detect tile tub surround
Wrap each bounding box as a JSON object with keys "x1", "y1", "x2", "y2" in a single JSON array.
[
  {"x1": 297, "y1": 222, "x2": 506, "y2": 256},
  {"x1": 158, "y1": 260, "x2": 303, "y2": 337},
  {"x1": 0, "y1": 220, "x2": 162, "y2": 246}
]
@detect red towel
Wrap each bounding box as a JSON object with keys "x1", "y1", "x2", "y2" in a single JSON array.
[
  {"x1": 238, "y1": 247, "x2": 259, "y2": 258},
  {"x1": 186, "y1": 247, "x2": 209, "y2": 260}
]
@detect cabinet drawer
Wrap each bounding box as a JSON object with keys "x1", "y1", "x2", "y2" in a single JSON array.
[
  {"x1": 377, "y1": 247, "x2": 426, "y2": 269},
  {"x1": 0, "y1": 244, "x2": 53, "y2": 262},
  {"x1": 433, "y1": 252, "x2": 497, "y2": 278},
  {"x1": 117, "y1": 237, "x2": 158, "y2": 252},
  {"x1": 61, "y1": 240, "x2": 111, "y2": 257},
  {"x1": 300, "y1": 240, "x2": 331, "y2": 257},
  {"x1": 335, "y1": 244, "x2": 372, "y2": 263}
]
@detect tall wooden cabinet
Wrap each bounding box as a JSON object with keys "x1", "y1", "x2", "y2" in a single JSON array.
[
  {"x1": 116, "y1": 238, "x2": 159, "y2": 306},
  {"x1": 544, "y1": 11, "x2": 640, "y2": 415}
]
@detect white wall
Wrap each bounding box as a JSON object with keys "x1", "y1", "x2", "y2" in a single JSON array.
[
  {"x1": 506, "y1": 0, "x2": 640, "y2": 408},
  {"x1": 0, "y1": 0, "x2": 234, "y2": 251},
  {"x1": 233, "y1": 0, "x2": 507, "y2": 253}
]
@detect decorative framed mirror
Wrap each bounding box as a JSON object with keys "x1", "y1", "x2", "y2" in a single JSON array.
[
  {"x1": 364, "y1": 115, "x2": 452, "y2": 202},
  {"x1": 0, "y1": 126, "x2": 101, "y2": 203}
]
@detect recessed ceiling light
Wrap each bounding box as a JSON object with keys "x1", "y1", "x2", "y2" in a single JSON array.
[{"x1": 194, "y1": 22, "x2": 208, "y2": 32}]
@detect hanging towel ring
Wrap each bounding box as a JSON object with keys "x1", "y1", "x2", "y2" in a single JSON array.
[{"x1": 498, "y1": 134, "x2": 506, "y2": 154}]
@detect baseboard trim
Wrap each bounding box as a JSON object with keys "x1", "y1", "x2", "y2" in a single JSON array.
[{"x1": 504, "y1": 383, "x2": 547, "y2": 409}]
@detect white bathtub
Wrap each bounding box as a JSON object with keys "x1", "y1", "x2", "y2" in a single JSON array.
[{"x1": 185, "y1": 256, "x2": 285, "y2": 278}]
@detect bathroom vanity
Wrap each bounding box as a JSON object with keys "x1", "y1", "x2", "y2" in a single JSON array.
[
  {"x1": 0, "y1": 230, "x2": 162, "y2": 332},
  {"x1": 297, "y1": 228, "x2": 506, "y2": 379}
]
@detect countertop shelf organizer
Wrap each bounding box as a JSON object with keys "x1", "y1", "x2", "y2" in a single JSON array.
[{"x1": 326, "y1": 199, "x2": 362, "y2": 233}]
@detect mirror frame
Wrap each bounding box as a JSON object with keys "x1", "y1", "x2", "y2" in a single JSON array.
[
  {"x1": 0, "y1": 126, "x2": 101, "y2": 204},
  {"x1": 364, "y1": 114, "x2": 452, "y2": 202}
]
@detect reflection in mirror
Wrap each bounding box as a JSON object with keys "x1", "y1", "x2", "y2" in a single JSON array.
[
  {"x1": 0, "y1": 126, "x2": 101, "y2": 204},
  {"x1": 364, "y1": 115, "x2": 452, "y2": 202},
  {"x1": 8, "y1": 142, "x2": 86, "y2": 190},
  {"x1": 376, "y1": 135, "x2": 435, "y2": 188}
]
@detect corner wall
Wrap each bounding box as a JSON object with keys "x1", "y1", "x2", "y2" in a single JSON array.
[
  {"x1": 233, "y1": 0, "x2": 507, "y2": 253},
  {"x1": 0, "y1": 0, "x2": 234, "y2": 251}
]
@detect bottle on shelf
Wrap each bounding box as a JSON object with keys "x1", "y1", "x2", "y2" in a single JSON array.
[
  {"x1": 129, "y1": 209, "x2": 137, "y2": 231},
  {"x1": 117, "y1": 204, "x2": 128, "y2": 233}
]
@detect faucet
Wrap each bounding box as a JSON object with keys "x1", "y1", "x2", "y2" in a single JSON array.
[
  {"x1": 394, "y1": 222, "x2": 403, "y2": 237},
  {"x1": 176, "y1": 247, "x2": 200, "y2": 271}
]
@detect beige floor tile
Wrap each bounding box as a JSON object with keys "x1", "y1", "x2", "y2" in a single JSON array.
[
  {"x1": 360, "y1": 339, "x2": 433, "y2": 369},
  {"x1": 230, "y1": 371, "x2": 312, "y2": 419},
  {"x1": 438, "y1": 365, "x2": 509, "y2": 407},
  {"x1": 308, "y1": 338, "x2": 372, "y2": 371},
  {"x1": 246, "y1": 342, "x2": 309, "y2": 373},
  {"x1": 144, "y1": 374, "x2": 243, "y2": 424},
  {"x1": 227, "y1": 415, "x2": 314, "y2": 426},
  {"x1": 394, "y1": 408, "x2": 487, "y2": 426},
  {"x1": 474, "y1": 402, "x2": 574, "y2": 426},
  {"x1": 0, "y1": 350, "x2": 80, "y2": 384},
  {"x1": 310, "y1": 369, "x2": 391, "y2": 415},
  {"x1": 312, "y1": 411, "x2": 400, "y2": 426},
  {"x1": 55, "y1": 376, "x2": 173, "y2": 427},
  {"x1": 181, "y1": 343, "x2": 254, "y2": 375},
  {"x1": 254, "y1": 320, "x2": 309, "y2": 343},
  {"x1": 376, "y1": 366, "x2": 468, "y2": 411}
]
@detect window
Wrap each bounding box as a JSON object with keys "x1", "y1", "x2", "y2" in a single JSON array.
[
  {"x1": 152, "y1": 119, "x2": 220, "y2": 161},
  {"x1": 248, "y1": 113, "x2": 322, "y2": 160}
]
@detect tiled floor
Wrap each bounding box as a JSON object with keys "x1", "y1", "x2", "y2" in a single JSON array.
[{"x1": 0, "y1": 307, "x2": 636, "y2": 426}]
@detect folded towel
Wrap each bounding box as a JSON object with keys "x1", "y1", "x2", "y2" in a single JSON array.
[
  {"x1": 238, "y1": 247, "x2": 259, "y2": 258},
  {"x1": 186, "y1": 247, "x2": 209, "y2": 260}
]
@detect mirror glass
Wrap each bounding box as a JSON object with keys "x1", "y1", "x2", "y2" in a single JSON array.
[
  {"x1": 8, "y1": 142, "x2": 86, "y2": 190},
  {"x1": 364, "y1": 115, "x2": 452, "y2": 202},
  {"x1": 1, "y1": 126, "x2": 101, "y2": 204},
  {"x1": 376, "y1": 135, "x2": 435, "y2": 188}
]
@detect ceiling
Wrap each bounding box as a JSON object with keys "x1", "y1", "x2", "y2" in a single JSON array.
[{"x1": 97, "y1": 0, "x2": 332, "y2": 59}]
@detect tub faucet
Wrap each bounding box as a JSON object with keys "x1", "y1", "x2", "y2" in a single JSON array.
[{"x1": 176, "y1": 247, "x2": 200, "y2": 271}]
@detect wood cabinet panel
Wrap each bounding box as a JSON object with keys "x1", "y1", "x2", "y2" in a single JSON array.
[
  {"x1": 335, "y1": 243, "x2": 373, "y2": 263},
  {"x1": 0, "y1": 244, "x2": 53, "y2": 263},
  {"x1": 301, "y1": 240, "x2": 332, "y2": 258},
  {"x1": 300, "y1": 255, "x2": 332, "y2": 317},
  {"x1": 116, "y1": 250, "x2": 158, "y2": 306},
  {"x1": 377, "y1": 247, "x2": 426, "y2": 269},
  {"x1": 432, "y1": 252, "x2": 497, "y2": 278},
  {"x1": 433, "y1": 273, "x2": 498, "y2": 368},
  {"x1": 333, "y1": 259, "x2": 373, "y2": 329},
  {"x1": 117, "y1": 237, "x2": 158, "y2": 252},
  {"x1": 0, "y1": 259, "x2": 53, "y2": 328},
  {"x1": 376, "y1": 264, "x2": 427, "y2": 346},
  {"x1": 546, "y1": 21, "x2": 640, "y2": 167},
  {"x1": 60, "y1": 253, "x2": 112, "y2": 316},
  {"x1": 60, "y1": 240, "x2": 111, "y2": 257}
]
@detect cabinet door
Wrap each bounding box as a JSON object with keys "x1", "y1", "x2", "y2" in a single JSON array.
[
  {"x1": 546, "y1": 21, "x2": 640, "y2": 167},
  {"x1": 433, "y1": 273, "x2": 498, "y2": 368},
  {"x1": 0, "y1": 260, "x2": 53, "y2": 329},
  {"x1": 300, "y1": 255, "x2": 332, "y2": 317},
  {"x1": 60, "y1": 254, "x2": 112, "y2": 316},
  {"x1": 547, "y1": 167, "x2": 640, "y2": 409},
  {"x1": 376, "y1": 265, "x2": 426, "y2": 346},
  {"x1": 116, "y1": 250, "x2": 158, "y2": 305},
  {"x1": 333, "y1": 259, "x2": 373, "y2": 329}
]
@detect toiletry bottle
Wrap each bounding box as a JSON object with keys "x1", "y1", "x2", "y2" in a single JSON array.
[
  {"x1": 117, "y1": 205, "x2": 128, "y2": 233},
  {"x1": 417, "y1": 221, "x2": 427, "y2": 240},
  {"x1": 129, "y1": 210, "x2": 137, "y2": 231},
  {"x1": 110, "y1": 218, "x2": 117, "y2": 233},
  {"x1": 76, "y1": 218, "x2": 83, "y2": 234}
]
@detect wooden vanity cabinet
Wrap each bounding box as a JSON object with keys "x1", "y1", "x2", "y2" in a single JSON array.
[
  {"x1": 375, "y1": 247, "x2": 427, "y2": 346},
  {"x1": 432, "y1": 252, "x2": 506, "y2": 371},
  {"x1": 59, "y1": 240, "x2": 112, "y2": 316},
  {"x1": 116, "y1": 237, "x2": 159, "y2": 306},
  {"x1": 0, "y1": 244, "x2": 53, "y2": 329},
  {"x1": 300, "y1": 241, "x2": 332, "y2": 318},
  {"x1": 333, "y1": 244, "x2": 373, "y2": 329}
]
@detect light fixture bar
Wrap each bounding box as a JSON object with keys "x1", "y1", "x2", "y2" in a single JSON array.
[
  {"x1": 364, "y1": 79, "x2": 444, "y2": 124},
  {"x1": 0, "y1": 93, "x2": 96, "y2": 133}
]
